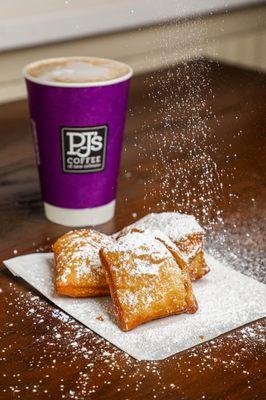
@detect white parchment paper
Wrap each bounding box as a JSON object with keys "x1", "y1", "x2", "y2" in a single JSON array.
[{"x1": 3, "y1": 253, "x2": 266, "y2": 360}]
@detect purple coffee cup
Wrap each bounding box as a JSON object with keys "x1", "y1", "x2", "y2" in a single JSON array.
[{"x1": 23, "y1": 57, "x2": 132, "y2": 226}]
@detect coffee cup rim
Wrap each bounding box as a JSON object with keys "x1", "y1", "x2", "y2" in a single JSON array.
[{"x1": 23, "y1": 56, "x2": 133, "y2": 87}]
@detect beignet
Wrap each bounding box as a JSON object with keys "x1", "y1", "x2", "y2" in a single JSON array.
[
  {"x1": 117, "y1": 212, "x2": 209, "y2": 280},
  {"x1": 53, "y1": 229, "x2": 113, "y2": 297},
  {"x1": 100, "y1": 230, "x2": 198, "y2": 331}
]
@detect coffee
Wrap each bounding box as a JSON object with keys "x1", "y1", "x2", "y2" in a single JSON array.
[
  {"x1": 26, "y1": 57, "x2": 130, "y2": 84},
  {"x1": 24, "y1": 56, "x2": 132, "y2": 226}
]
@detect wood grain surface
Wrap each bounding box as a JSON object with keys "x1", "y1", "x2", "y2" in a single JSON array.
[{"x1": 0, "y1": 59, "x2": 265, "y2": 399}]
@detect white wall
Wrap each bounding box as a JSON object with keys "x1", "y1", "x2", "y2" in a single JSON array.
[
  {"x1": 0, "y1": 0, "x2": 263, "y2": 51},
  {"x1": 0, "y1": 3, "x2": 265, "y2": 103}
]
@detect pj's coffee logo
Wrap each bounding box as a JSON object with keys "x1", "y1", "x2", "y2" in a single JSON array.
[{"x1": 61, "y1": 125, "x2": 107, "y2": 173}]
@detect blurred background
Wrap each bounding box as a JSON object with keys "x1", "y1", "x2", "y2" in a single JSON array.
[{"x1": 0, "y1": 0, "x2": 265, "y2": 104}]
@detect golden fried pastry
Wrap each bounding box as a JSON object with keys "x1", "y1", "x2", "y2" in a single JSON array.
[
  {"x1": 100, "y1": 230, "x2": 198, "y2": 331},
  {"x1": 176, "y1": 233, "x2": 208, "y2": 280},
  {"x1": 117, "y1": 212, "x2": 209, "y2": 280},
  {"x1": 53, "y1": 229, "x2": 113, "y2": 297}
]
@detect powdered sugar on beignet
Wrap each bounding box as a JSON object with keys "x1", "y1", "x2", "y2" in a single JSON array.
[
  {"x1": 53, "y1": 229, "x2": 113, "y2": 297},
  {"x1": 100, "y1": 230, "x2": 197, "y2": 331}
]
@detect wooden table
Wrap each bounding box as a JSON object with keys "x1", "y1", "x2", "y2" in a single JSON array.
[{"x1": 0, "y1": 60, "x2": 265, "y2": 399}]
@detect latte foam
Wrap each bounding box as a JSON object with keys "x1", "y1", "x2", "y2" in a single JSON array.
[{"x1": 26, "y1": 57, "x2": 131, "y2": 84}]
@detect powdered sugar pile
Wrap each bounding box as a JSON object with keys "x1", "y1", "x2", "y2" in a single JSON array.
[
  {"x1": 108, "y1": 230, "x2": 174, "y2": 271},
  {"x1": 116, "y1": 213, "x2": 204, "y2": 264},
  {"x1": 206, "y1": 207, "x2": 266, "y2": 284},
  {"x1": 118, "y1": 212, "x2": 204, "y2": 242}
]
